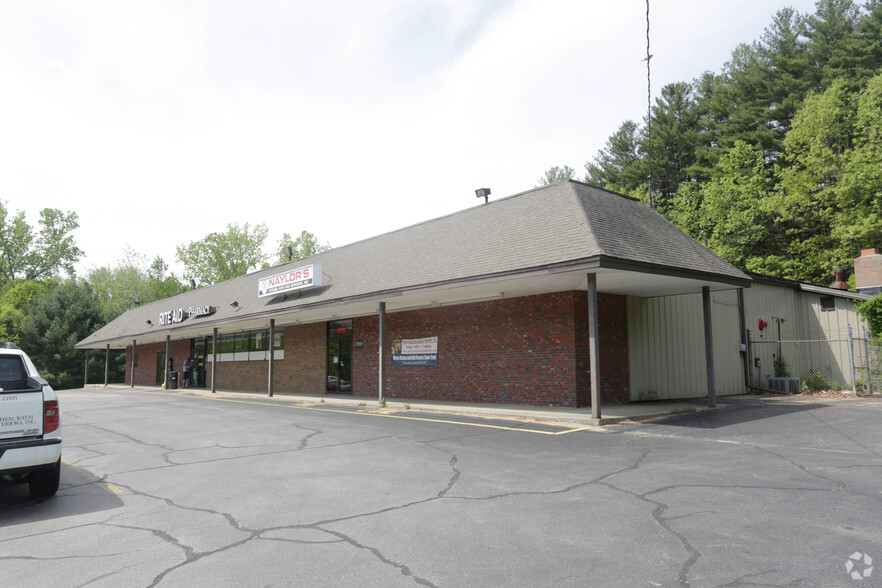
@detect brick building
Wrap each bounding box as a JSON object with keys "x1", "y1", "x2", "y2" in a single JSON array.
[{"x1": 77, "y1": 181, "x2": 753, "y2": 418}]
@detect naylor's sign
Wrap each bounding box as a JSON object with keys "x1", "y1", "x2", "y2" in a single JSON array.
[
  {"x1": 258, "y1": 264, "x2": 322, "y2": 298},
  {"x1": 158, "y1": 305, "x2": 216, "y2": 326}
]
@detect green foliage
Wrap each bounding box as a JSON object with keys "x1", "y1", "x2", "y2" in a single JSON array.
[
  {"x1": 536, "y1": 165, "x2": 575, "y2": 187},
  {"x1": 561, "y1": 1, "x2": 882, "y2": 285},
  {"x1": 88, "y1": 248, "x2": 186, "y2": 322},
  {"x1": 176, "y1": 223, "x2": 269, "y2": 284},
  {"x1": 0, "y1": 201, "x2": 83, "y2": 286},
  {"x1": 0, "y1": 280, "x2": 50, "y2": 344},
  {"x1": 585, "y1": 120, "x2": 646, "y2": 193},
  {"x1": 19, "y1": 280, "x2": 104, "y2": 390},
  {"x1": 773, "y1": 356, "x2": 791, "y2": 378},
  {"x1": 276, "y1": 230, "x2": 330, "y2": 265},
  {"x1": 856, "y1": 294, "x2": 882, "y2": 337},
  {"x1": 802, "y1": 370, "x2": 842, "y2": 392}
]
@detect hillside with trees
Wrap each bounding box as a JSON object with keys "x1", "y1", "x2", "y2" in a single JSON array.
[{"x1": 545, "y1": 0, "x2": 882, "y2": 285}]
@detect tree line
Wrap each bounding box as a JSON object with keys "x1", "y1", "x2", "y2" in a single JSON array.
[
  {"x1": 541, "y1": 0, "x2": 882, "y2": 286},
  {"x1": 0, "y1": 200, "x2": 329, "y2": 390}
]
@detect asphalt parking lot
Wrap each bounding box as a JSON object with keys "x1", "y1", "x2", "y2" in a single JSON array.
[{"x1": 2, "y1": 388, "x2": 881, "y2": 587}]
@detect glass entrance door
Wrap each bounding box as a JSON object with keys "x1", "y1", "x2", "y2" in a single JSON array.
[{"x1": 327, "y1": 320, "x2": 353, "y2": 394}]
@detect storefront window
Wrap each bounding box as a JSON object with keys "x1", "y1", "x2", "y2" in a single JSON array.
[
  {"x1": 206, "y1": 329, "x2": 285, "y2": 362},
  {"x1": 250, "y1": 330, "x2": 269, "y2": 352},
  {"x1": 220, "y1": 333, "x2": 236, "y2": 355}
]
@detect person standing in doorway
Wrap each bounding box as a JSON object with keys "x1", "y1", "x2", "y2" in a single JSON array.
[{"x1": 183, "y1": 357, "x2": 191, "y2": 388}]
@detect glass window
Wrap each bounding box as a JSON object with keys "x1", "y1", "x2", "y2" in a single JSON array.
[
  {"x1": 234, "y1": 334, "x2": 248, "y2": 354},
  {"x1": 220, "y1": 333, "x2": 236, "y2": 354},
  {"x1": 250, "y1": 330, "x2": 269, "y2": 352},
  {"x1": 274, "y1": 330, "x2": 284, "y2": 351}
]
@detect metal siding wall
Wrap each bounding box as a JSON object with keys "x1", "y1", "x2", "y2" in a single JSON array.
[
  {"x1": 742, "y1": 282, "x2": 866, "y2": 388},
  {"x1": 628, "y1": 291, "x2": 744, "y2": 401}
]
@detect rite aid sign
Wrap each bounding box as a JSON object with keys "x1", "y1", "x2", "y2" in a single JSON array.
[
  {"x1": 158, "y1": 305, "x2": 216, "y2": 326},
  {"x1": 258, "y1": 264, "x2": 322, "y2": 298}
]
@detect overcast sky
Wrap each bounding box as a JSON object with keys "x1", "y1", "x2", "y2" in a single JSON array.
[{"x1": 1, "y1": 0, "x2": 822, "y2": 278}]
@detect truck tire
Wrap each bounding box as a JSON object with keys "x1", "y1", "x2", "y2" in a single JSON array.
[{"x1": 29, "y1": 458, "x2": 61, "y2": 498}]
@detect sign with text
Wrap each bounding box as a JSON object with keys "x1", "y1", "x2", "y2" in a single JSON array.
[
  {"x1": 158, "y1": 305, "x2": 215, "y2": 326},
  {"x1": 392, "y1": 336, "x2": 438, "y2": 367},
  {"x1": 258, "y1": 264, "x2": 322, "y2": 298}
]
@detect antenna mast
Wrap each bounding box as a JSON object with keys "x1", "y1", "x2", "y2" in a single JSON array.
[{"x1": 645, "y1": 0, "x2": 653, "y2": 210}]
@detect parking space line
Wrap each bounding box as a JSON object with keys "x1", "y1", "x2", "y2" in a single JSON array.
[{"x1": 141, "y1": 390, "x2": 592, "y2": 435}]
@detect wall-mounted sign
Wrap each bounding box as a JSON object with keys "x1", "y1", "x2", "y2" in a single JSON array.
[
  {"x1": 258, "y1": 264, "x2": 322, "y2": 298},
  {"x1": 188, "y1": 305, "x2": 215, "y2": 319},
  {"x1": 392, "y1": 336, "x2": 438, "y2": 367},
  {"x1": 158, "y1": 305, "x2": 216, "y2": 326},
  {"x1": 159, "y1": 308, "x2": 184, "y2": 326}
]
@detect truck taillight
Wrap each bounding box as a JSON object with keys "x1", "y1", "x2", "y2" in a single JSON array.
[{"x1": 44, "y1": 400, "x2": 59, "y2": 434}]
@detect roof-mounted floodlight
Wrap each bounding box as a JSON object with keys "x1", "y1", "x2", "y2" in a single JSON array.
[
  {"x1": 285, "y1": 246, "x2": 294, "y2": 261},
  {"x1": 475, "y1": 188, "x2": 491, "y2": 204},
  {"x1": 189, "y1": 279, "x2": 196, "y2": 290},
  {"x1": 230, "y1": 301, "x2": 240, "y2": 310}
]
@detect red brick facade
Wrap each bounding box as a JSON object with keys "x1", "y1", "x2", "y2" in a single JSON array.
[
  {"x1": 353, "y1": 291, "x2": 628, "y2": 407},
  {"x1": 124, "y1": 291, "x2": 630, "y2": 406},
  {"x1": 203, "y1": 324, "x2": 326, "y2": 394},
  {"x1": 127, "y1": 339, "x2": 190, "y2": 386}
]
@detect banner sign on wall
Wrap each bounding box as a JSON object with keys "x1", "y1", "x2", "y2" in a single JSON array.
[
  {"x1": 258, "y1": 264, "x2": 322, "y2": 298},
  {"x1": 392, "y1": 336, "x2": 438, "y2": 366}
]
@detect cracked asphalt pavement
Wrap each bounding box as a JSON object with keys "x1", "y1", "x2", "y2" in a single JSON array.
[{"x1": 2, "y1": 389, "x2": 881, "y2": 587}]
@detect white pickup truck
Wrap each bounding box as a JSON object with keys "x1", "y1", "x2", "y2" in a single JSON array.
[{"x1": 0, "y1": 343, "x2": 61, "y2": 498}]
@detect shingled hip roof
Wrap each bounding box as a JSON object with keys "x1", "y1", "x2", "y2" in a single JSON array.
[{"x1": 77, "y1": 181, "x2": 750, "y2": 349}]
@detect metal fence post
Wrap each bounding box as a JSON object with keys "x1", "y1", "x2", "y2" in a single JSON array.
[
  {"x1": 863, "y1": 326, "x2": 873, "y2": 396},
  {"x1": 847, "y1": 323, "x2": 857, "y2": 394}
]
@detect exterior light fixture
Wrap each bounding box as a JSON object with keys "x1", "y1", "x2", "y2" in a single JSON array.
[
  {"x1": 285, "y1": 246, "x2": 293, "y2": 261},
  {"x1": 146, "y1": 320, "x2": 152, "y2": 326},
  {"x1": 475, "y1": 188, "x2": 491, "y2": 204},
  {"x1": 189, "y1": 279, "x2": 196, "y2": 290},
  {"x1": 230, "y1": 301, "x2": 240, "y2": 310}
]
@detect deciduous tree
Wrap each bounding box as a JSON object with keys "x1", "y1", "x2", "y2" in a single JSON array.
[{"x1": 176, "y1": 223, "x2": 269, "y2": 284}]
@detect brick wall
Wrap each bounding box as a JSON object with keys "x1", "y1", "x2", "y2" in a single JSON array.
[
  {"x1": 855, "y1": 248, "x2": 882, "y2": 290},
  {"x1": 352, "y1": 291, "x2": 630, "y2": 407},
  {"x1": 127, "y1": 339, "x2": 190, "y2": 386},
  {"x1": 203, "y1": 324, "x2": 326, "y2": 394},
  {"x1": 124, "y1": 291, "x2": 630, "y2": 406}
]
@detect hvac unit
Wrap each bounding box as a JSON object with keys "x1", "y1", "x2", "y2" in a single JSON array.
[{"x1": 766, "y1": 376, "x2": 801, "y2": 394}]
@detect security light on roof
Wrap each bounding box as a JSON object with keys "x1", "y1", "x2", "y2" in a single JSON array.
[{"x1": 475, "y1": 188, "x2": 491, "y2": 203}]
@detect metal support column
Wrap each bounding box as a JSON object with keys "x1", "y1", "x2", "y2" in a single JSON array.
[
  {"x1": 702, "y1": 286, "x2": 717, "y2": 408},
  {"x1": 131, "y1": 339, "x2": 136, "y2": 388},
  {"x1": 164, "y1": 335, "x2": 171, "y2": 389},
  {"x1": 848, "y1": 323, "x2": 857, "y2": 394},
  {"x1": 268, "y1": 319, "x2": 275, "y2": 397},
  {"x1": 737, "y1": 288, "x2": 748, "y2": 391},
  {"x1": 863, "y1": 326, "x2": 873, "y2": 396},
  {"x1": 211, "y1": 328, "x2": 218, "y2": 393},
  {"x1": 84, "y1": 350, "x2": 89, "y2": 388},
  {"x1": 104, "y1": 344, "x2": 111, "y2": 386},
  {"x1": 379, "y1": 302, "x2": 386, "y2": 402},
  {"x1": 587, "y1": 273, "x2": 601, "y2": 420}
]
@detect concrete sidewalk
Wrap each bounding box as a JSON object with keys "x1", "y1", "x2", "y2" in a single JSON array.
[{"x1": 89, "y1": 385, "x2": 723, "y2": 425}]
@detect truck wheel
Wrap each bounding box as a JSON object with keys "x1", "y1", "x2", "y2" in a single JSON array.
[{"x1": 29, "y1": 458, "x2": 61, "y2": 498}]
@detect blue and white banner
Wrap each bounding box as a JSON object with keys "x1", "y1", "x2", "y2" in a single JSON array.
[{"x1": 392, "y1": 336, "x2": 438, "y2": 366}]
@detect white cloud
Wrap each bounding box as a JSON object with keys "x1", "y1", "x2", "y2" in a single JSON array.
[{"x1": 0, "y1": 0, "x2": 821, "y2": 276}]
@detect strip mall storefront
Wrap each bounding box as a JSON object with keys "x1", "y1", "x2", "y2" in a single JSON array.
[
  {"x1": 125, "y1": 290, "x2": 630, "y2": 407},
  {"x1": 78, "y1": 181, "x2": 754, "y2": 417}
]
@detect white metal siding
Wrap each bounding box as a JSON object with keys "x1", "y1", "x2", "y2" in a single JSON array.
[
  {"x1": 742, "y1": 282, "x2": 865, "y2": 389},
  {"x1": 628, "y1": 290, "x2": 745, "y2": 401}
]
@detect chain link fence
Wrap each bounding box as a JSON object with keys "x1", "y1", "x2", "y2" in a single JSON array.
[{"x1": 747, "y1": 326, "x2": 881, "y2": 395}]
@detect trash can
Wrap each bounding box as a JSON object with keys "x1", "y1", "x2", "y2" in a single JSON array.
[{"x1": 169, "y1": 371, "x2": 179, "y2": 390}]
